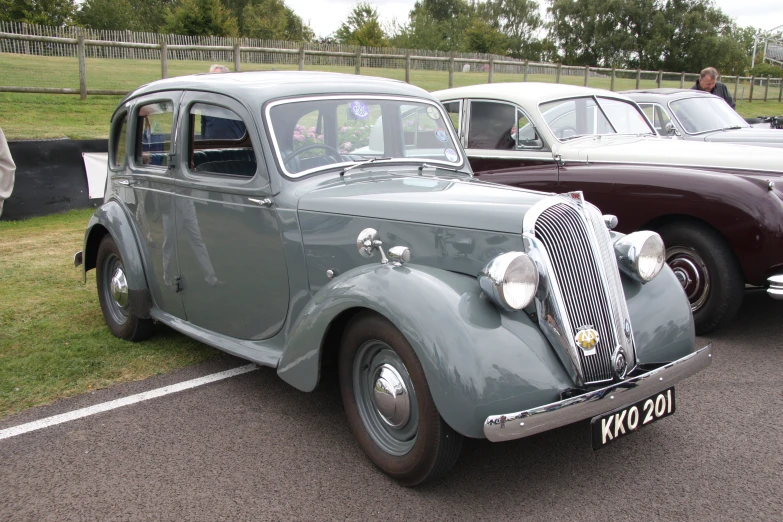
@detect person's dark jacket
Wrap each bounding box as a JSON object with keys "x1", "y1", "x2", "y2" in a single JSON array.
[{"x1": 692, "y1": 79, "x2": 735, "y2": 109}]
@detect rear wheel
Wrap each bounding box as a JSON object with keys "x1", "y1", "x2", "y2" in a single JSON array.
[
  {"x1": 657, "y1": 222, "x2": 743, "y2": 334},
  {"x1": 96, "y1": 235, "x2": 154, "y2": 341},
  {"x1": 338, "y1": 311, "x2": 462, "y2": 486}
]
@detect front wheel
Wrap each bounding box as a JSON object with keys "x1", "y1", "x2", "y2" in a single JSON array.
[
  {"x1": 95, "y1": 235, "x2": 154, "y2": 341},
  {"x1": 338, "y1": 311, "x2": 462, "y2": 486},
  {"x1": 657, "y1": 222, "x2": 744, "y2": 334}
]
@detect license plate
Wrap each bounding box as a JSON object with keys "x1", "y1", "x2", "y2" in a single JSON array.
[{"x1": 591, "y1": 387, "x2": 675, "y2": 449}]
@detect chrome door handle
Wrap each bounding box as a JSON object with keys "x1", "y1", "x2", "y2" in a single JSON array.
[
  {"x1": 248, "y1": 198, "x2": 273, "y2": 207},
  {"x1": 117, "y1": 179, "x2": 137, "y2": 186}
]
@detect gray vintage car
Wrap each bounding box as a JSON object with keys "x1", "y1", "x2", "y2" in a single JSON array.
[
  {"x1": 75, "y1": 71, "x2": 711, "y2": 485},
  {"x1": 624, "y1": 88, "x2": 783, "y2": 147}
]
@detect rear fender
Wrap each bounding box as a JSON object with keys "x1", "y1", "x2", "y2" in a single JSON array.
[
  {"x1": 277, "y1": 263, "x2": 572, "y2": 439},
  {"x1": 83, "y1": 199, "x2": 151, "y2": 317}
]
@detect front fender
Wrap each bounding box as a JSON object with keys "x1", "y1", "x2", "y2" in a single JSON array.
[
  {"x1": 277, "y1": 263, "x2": 573, "y2": 439},
  {"x1": 83, "y1": 199, "x2": 151, "y2": 316}
]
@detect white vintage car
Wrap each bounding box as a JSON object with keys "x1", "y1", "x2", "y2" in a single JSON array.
[{"x1": 434, "y1": 83, "x2": 783, "y2": 334}]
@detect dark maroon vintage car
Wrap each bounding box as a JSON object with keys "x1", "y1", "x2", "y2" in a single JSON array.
[{"x1": 434, "y1": 83, "x2": 783, "y2": 334}]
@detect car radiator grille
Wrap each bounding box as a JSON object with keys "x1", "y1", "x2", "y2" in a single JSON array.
[{"x1": 533, "y1": 202, "x2": 620, "y2": 384}]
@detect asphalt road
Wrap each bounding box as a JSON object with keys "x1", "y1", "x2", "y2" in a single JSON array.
[{"x1": 1, "y1": 291, "x2": 782, "y2": 521}]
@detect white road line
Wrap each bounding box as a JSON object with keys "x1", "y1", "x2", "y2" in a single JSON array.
[{"x1": 0, "y1": 364, "x2": 258, "y2": 441}]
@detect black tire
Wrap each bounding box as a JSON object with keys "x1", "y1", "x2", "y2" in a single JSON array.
[
  {"x1": 95, "y1": 235, "x2": 154, "y2": 341},
  {"x1": 338, "y1": 311, "x2": 462, "y2": 486},
  {"x1": 657, "y1": 222, "x2": 744, "y2": 334}
]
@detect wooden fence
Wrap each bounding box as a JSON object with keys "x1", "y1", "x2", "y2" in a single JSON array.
[{"x1": 1, "y1": 21, "x2": 782, "y2": 104}]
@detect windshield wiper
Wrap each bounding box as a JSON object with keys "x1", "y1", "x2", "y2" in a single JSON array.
[
  {"x1": 417, "y1": 163, "x2": 468, "y2": 175},
  {"x1": 340, "y1": 157, "x2": 392, "y2": 176},
  {"x1": 560, "y1": 134, "x2": 595, "y2": 141},
  {"x1": 720, "y1": 126, "x2": 744, "y2": 131}
]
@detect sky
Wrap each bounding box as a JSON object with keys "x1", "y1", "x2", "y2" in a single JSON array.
[{"x1": 285, "y1": 0, "x2": 783, "y2": 40}]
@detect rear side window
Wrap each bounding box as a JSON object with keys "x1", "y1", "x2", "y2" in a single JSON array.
[
  {"x1": 468, "y1": 101, "x2": 516, "y2": 150},
  {"x1": 189, "y1": 103, "x2": 256, "y2": 177},
  {"x1": 111, "y1": 112, "x2": 128, "y2": 169},
  {"x1": 136, "y1": 101, "x2": 174, "y2": 167}
]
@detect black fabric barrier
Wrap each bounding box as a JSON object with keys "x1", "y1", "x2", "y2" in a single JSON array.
[{"x1": 1, "y1": 139, "x2": 108, "y2": 221}]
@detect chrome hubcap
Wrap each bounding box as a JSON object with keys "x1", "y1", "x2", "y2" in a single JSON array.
[
  {"x1": 372, "y1": 364, "x2": 410, "y2": 429},
  {"x1": 110, "y1": 267, "x2": 129, "y2": 308},
  {"x1": 667, "y1": 247, "x2": 710, "y2": 312}
]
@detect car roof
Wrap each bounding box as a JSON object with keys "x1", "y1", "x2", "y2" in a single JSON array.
[
  {"x1": 432, "y1": 82, "x2": 637, "y2": 105},
  {"x1": 622, "y1": 88, "x2": 715, "y2": 101},
  {"x1": 119, "y1": 71, "x2": 433, "y2": 110}
]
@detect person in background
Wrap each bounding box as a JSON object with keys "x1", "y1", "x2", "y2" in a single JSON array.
[
  {"x1": 692, "y1": 67, "x2": 735, "y2": 109},
  {"x1": 201, "y1": 64, "x2": 246, "y2": 140},
  {"x1": 0, "y1": 127, "x2": 16, "y2": 219}
]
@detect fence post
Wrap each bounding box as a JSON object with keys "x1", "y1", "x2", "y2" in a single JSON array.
[
  {"x1": 764, "y1": 77, "x2": 769, "y2": 101},
  {"x1": 555, "y1": 63, "x2": 561, "y2": 84},
  {"x1": 523, "y1": 60, "x2": 529, "y2": 82},
  {"x1": 749, "y1": 75, "x2": 754, "y2": 102},
  {"x1": 488, "y1": 55, "x2": 494, "y2": 83},
  {"x1": 298, "y1": 44, "x2": 305, "y2": 71},
  {"x1": 734, "y1": 75, "x2": 740, "y2": 102},
  {"x1": 127, "y1": 30, "x2": 134, "y2": 59},
  {"x1": 405, "y1": 52, "x2": 410, "y2": 83},
  {"x1": 77, "y1": 32, "x2": 87, "y2": 100},
  {"x1": 355, "y1": 48, "x2": 361, "y2": 75},
  {"x1": 779, "y1": 78, "x2": 782, "y2": 102},
  {"x1": 635, "y1": 69, "x2": 641, "y2": 89},
  {"x1": 448, "y1": 54, "x2": 454, "y2": 89},
  {"x1": 584, "y1": 65, "x2": 589, "y2": 86},
  {"x1": 657, "y1": 71, "x2": 662, "y2": 88},
  {"x1": 233, "y1": 43, "x2": 241, "y2": 72},
  {"x1": 680, "y1": 72, "x2": 685, "y2": 88},
  {"x1": 160, "y1": 41, "x2": 168, "y2": 79}
]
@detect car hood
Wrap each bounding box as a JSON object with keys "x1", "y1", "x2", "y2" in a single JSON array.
[
  {"x1": 702, "y1": 128, "x2": 783, "y2": 148},
  {"x1": 297, "y1": 173, "x2": 546, "y2": 234},
  {"x1": 560, "y1": 135, "x2": 783, "y2": 173}
]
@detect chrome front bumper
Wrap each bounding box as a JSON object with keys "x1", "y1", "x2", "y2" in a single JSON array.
[
  {"x1": 484, "y1": 343, "x2": 713, "y2": 442},
  {"x1": 768, "y1": 275, "x2": 783, "y2": 300}
]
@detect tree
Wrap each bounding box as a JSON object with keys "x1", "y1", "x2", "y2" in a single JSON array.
[
  {"x1": 480, "y1": 0, "x2": 542, "y2": 59},
  {"x1": 334, "y1": 2, "x2": 387, "y2": 47},
  {"x1": 464, "y1": 18, "x2": 507, "y2": 55},
  {"x1": 75, "y1": 0, "x2": 135, "y2": 31},
  {"x1": 0, "y1": 0, "x2": 77, "y2": 26},
  {"x1": 163, "y1": 0, "x2": 239, "y2": 37},
  {"x1": 237, "y1": 0, "x2": 313, "y2": 40}
]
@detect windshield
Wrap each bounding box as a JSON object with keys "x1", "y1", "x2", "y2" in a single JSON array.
[
  {"x1": 539, "y1": 96, "x2": 655, "y2": 140},
  {"x1": 669, "y1": 96, "x2": 750, "y2": 134},
  {"x1": 266, "y1": 96, "x2": 465, "y2": 177}
]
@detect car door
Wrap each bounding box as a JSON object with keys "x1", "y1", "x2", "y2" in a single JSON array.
[
  {"x1": 173, "y1": 92, "x2": 289, "y2": 340},
  {"x1": 449, "y1": 99, "x2": 558, "y2": 193},
  {"x1": 122, "y1": 92, "x2": 186, "y2": 319}
]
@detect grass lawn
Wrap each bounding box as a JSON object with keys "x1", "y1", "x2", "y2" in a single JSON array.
[
  {"x1": 0, "y1": 209, "x2": 218, "y2": 419},
  {"x1": 2, "y1": 52, "x2": 782, "y2": 139}
]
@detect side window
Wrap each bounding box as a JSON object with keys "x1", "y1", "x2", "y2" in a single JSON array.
[
  {"x1": 468, "y1": 101, "x2": 516, "y2": 150},
  {"x1": 655, "y1": 105, "x2": 673, "y2": 134},
  {"x1": 515, "y1": 109, "x2": 543, "y2": 149},
  {"x1": 639, "y1": 104, "x2": 656, "y2": 130},
  {"x1": 190, "y1": 103, "x2": 256, "y2": 177},
  {"x1": 442, "y1": 101, "x2": 461, "y2": 131},
  {"x1": 111, "y1": 112, "x2": 128, "y2": 169},
  {"x1": 136, "y1": 101, "x2": 174, "y2": 167}
]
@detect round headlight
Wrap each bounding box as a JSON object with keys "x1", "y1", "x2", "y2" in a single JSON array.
[
  {"x1": 614, "y1": 231, "x2": 665, "y2": 283},
  {"x1": 478, "y1": 252, "x2": 539, "y2": 311}
]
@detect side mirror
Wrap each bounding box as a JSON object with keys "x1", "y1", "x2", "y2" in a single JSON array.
[{"x1": 664, "y1": 121, "x2": 680, "y2": 137}]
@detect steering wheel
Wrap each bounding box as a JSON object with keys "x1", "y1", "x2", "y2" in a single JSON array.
[
  {"x1": 283, "y1": 144, "x2": 343, "y2": 165},
  {"x1": 556, "y1": 126, "x2": 579, "y2": 139}
]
